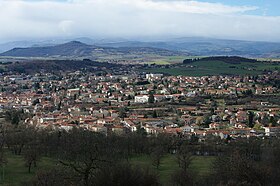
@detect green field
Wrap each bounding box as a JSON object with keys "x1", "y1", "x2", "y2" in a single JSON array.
[
  {"x1": 144, "y1": 56, "x2": 190, "y2": 65},
  {"x1": 142, "y1": 60, "x2": 280, "y2": 76},
  {"x1": 0, "y1": 152, "x2": 214, "y2": 186},
  {"x1": 130, "y1": 154, "x2": 215, "y2": 185},
  {"x1": 0, "y1": 152, "x2": 56, "y2": 186}
]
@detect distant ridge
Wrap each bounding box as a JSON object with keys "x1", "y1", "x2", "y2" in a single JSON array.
[
  {"x1": 0, "y1": 41, "x2": 98, "y2": 57},
  {"x1": 96, "y1": 37, "x2": 280, "y2": 57},
  {"x1": 0, "y1": 40, "x2": 187, "y2": 58}
]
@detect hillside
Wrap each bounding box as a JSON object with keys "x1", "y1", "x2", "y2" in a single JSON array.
[
  {"x1": 0, "y1": 41, "x2": 187, "y2": 59},
  {"x1": 5, "y1": 59, "x2": 121, "y2": 74},
  {"x1": 0, "y1": 41, "x2": 97, "y2": 57},
  {"x1": 97, "y1": 37, "x2": 280, "y2": 57},
  {"x1": 142, "y1": 56, "x2": 280, "y2": 76},
  {"x1": 183, "y1": 56, "x2": 258, "y2": 64},
  {"x1": 1, "y1": 37, "x2": 280, "y2": 58}
]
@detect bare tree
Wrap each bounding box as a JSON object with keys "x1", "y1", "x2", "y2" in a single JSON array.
[{"x1": 55, "y1": 129, "x2": 118, "y2": 186}]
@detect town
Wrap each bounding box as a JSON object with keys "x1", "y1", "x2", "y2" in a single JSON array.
[
  {"x1": 1, "y1": 69, "x2": 279, "y2": 139},
  {"x1": 2, "y1": 0, "x2": 280, "y2": 185}
]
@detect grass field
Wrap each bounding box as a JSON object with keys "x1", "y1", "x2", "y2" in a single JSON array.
[
  {"x1": 144, "y1": 56, "x2": 190, "y2": 65},
  {"x1": 0, "y1": 152, "x2": 56, "y2": 186},
  {"x1": 142, "y1": 60, "x2": 280, "y2": 76},
  {"x1": 0, "y1": 152, "x2": 214, "y2": 186},
  {"x1": 130, "y1": 154, "x2": 215, "y2": 185}
]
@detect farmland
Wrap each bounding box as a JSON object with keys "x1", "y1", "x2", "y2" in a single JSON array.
[{"x1": 141, "y1": 60, "x2": 280, "y2": 76}]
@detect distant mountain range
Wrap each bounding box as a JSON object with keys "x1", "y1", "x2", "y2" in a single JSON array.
[
  {"x1": 0, "y1": 41, "x2": 186, "y2": 59},
  {"x1": 97, "y1": 38, "x2": 280, "y2": 58},
  {"x1": 1, "y1": 37, "x2": 280, "y2": 58}
]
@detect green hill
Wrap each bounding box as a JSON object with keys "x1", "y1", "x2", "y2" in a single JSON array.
[{"x1": 143, "y1": 57, "x2": 280, "y2": 76}]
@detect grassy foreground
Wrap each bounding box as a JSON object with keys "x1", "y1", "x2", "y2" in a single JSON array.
[
  {"x1": 0, "y1": 152, "x2": 214, "y2": 186},
  {"x1": 0, "y1": 152, "x2": 56, "y2": 186},
  {"x1": 130, "y1": 154, "x2": 215, "y2": 185}
]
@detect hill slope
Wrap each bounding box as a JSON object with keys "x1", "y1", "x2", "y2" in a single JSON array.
[
  {"x1": 97, "y1": 37, "x2": 280, "y2": 57},
  {"x1": 0, "y1": 41, "x2": 98, "y2": 57},
  {"x1": 142, "y1": 56, "x2": 280, "y2": 76},
  {"x1": 0, "y1": 41, "x2": 188, "y2": 59}
]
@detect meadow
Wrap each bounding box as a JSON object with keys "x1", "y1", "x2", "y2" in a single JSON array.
[
  {"x1": 0, "y1": 152, "x2": 214, "y2": 186},
  {"x1": 0, "y1": 152, "x2": 56, "y2": 186},
  {"x1": 142, "y1": 60, "x2": 280, "y2": 76},
  {"x1": 130, "y1": 155, "x2": 215, "y2": 185},
  {"x1": 144, "y1": 56, "x2": 190, "y2": 65}
]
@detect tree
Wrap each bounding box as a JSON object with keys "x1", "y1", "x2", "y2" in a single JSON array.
[
  {"x1": 253, "y1": 123, "x2": 262, "y2": 130},
  {"x1": 119, "y1": 107, "x2": 127, "y2": 119},
  {"x1": 29, "y1": 167, "x2": 78, "y2": 186},
  {"x1": 54, "y1": 129, "x2": 120, "y2": 186},
  {"x1": 23, "y1": 130, "x2": 42, "y2": 173},
  {"x1": 24, "y1": 142, "x2": 42, "y2": 173},
  {"x1": 0, "y1": 123, "x2": 7, "y2": 181},
  {"x1": 211, "y1": 139, "x2": 268, "y2": 185},
  {"x1": 269, "y1": 116, "x2": 277, "y2": 127},
  {"x1": 171, "y1": 142, "x2": 194, "y2": 186},
  {"x1": 94, "y1": 163, "x2": 160, "y2": 186},
  {"x1": 151, "y1": 146, "x2": 164, "y2": 169},
  {"x1": 196, "y1": 117, "x2": 203, "y2": 126},
  {"x1": 176, "y1": 143, "x2": 193, "y2": 172},
  {"x1": 6, "y1": 125, "x2": 31, "y2": 155},
  {"x1": 136, "y1": 125, "x2": 147, "y2": 137},
  {"x1": 203, "y1": 114, "x2": 212, "y2": 128},
  {"x1": 152, "y1": 110, "x2": 158, "y2": 118},
  {"x1": 248, "y1": 111, "x2": 255, "y2": 128},
  {"x1": 148, "y1": 92, "x2": 155, "y2": 103},
  {"x1": 4, "y1": 109, "x2": 28, "y2": 126},
  {"x1": 170, "y1": 169, "x2": 194, "y2": 186},
  {"x1": 242, "y1": 89, "x2": 253, "y2": 96},
  {"x1": 32, "y1": 99, "x2": 40, "y2": 106}
]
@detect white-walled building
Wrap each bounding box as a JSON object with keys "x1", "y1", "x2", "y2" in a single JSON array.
[{"x1": 134, "y1": 95, "x2": 149, "y2": 103}]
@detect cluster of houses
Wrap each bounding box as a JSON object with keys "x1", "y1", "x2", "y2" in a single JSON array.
[{"x1": 0, "y1": 71, "x2": 279, "y2": 139}]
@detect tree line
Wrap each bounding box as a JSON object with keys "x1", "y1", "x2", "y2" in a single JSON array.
[
  {"x1": 183, "y1": 56, "x2": 258, "y2": 65},
  {"x1": 1, "y1": 113, "x2": 280, "y2": 185}
]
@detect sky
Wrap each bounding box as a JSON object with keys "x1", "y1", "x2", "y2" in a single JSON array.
[{"x1": 0, "y1": 0, "x2": 280, "y2": 42}]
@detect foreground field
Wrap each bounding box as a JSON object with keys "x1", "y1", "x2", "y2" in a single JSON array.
[
  {"x1": 130, "y1": 155, "x2": 215, "y2": 185},
  {"x1": 142, "y1": 60, "x2": 280, "y2": 76},
  {"x1": 0, "y1": 152, "x2": 55, "y2": 186},
  {"x1": 0, "y1": 152, "x2": 214, "y2": 186}
]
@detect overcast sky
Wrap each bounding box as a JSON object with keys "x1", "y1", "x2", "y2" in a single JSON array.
[{"x1": 0, "y1": 0, "x2": 280, "y2": 42}]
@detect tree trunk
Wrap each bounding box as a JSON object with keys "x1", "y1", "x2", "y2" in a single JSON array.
[
  {"x1": 84, "y1": 173, "x2": 89, "y2": 186},
  {"x1": 28, "y1": 162, "x2": 32, "y2": 173}
]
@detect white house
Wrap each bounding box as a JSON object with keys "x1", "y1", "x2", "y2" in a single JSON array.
[
  {"x1": 146, "y1": 73, "x2": 163, "y2": 80},
  {"x1": 264, "y1": 127, "x2": 280, "y2": 136},
  {"x1": 180, "y1": 125, "x2": 193, "y2": 133},
  {"x1": 134, "y1": 95, "x2": 149, "y2": 103}
]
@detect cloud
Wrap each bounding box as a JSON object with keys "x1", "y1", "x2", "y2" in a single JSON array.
[
  {"x1": 0, "y1": 0, "x2": 279, "y2": 42},
  {"x1": 120, "y1": 0, "x2": 258, "y2": 14}
]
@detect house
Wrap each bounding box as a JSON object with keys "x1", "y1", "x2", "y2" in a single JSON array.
[
  {"x1": 180, "y1": 125, "x2": 193, "y2": 133},
  {"x1": 67, "y1": 88, "x2": 80, "y2": 97},
  {"x1": 264, "y1": 127, "x2": 280, "y2": 136},
  {"x1": 154, "y1": 95, "x2": 165, "y2": 102},
  {"x1": 146, "y1": 73, "x2": 163, "y2": 80},
  {"x1": 134, "y1": 95, "x2": 149, "y2": 103},
  {"x1": 122, "y1": 119, "x2": 137, "y2": 132},
  {"x1": 209, "y1": 123, "x2": 220, "y2": 130},
  {"x1": 235, "y1": 123, "x2": 247, "y2": 129}
]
